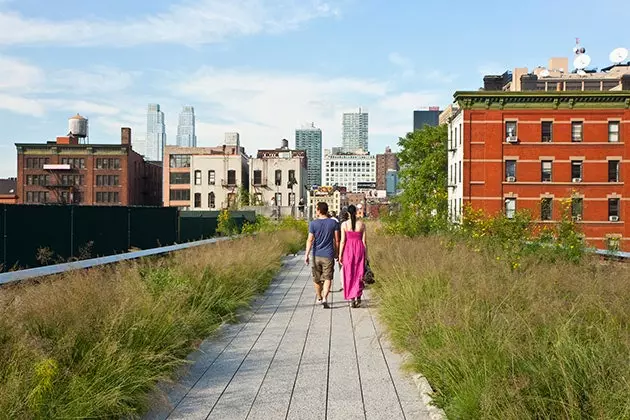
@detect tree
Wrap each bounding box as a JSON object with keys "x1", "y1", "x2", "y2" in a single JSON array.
[{"x1": 391, "y1": 124, "x2": 448, "y2": 235}]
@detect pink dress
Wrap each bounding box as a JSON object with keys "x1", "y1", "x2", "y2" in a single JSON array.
[{"x1": 342, "y1": 230, "x2": 365, "y2": 300}]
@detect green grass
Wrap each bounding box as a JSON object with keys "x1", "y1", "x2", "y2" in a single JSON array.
[
  {"x1": 0, "y1": 229, "x2": 303, "y2": 419},
  {"x1": 371, "y1": 234, "x2": 630, "y2": 419}
]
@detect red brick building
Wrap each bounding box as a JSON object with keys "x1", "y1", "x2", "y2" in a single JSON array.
[
  {"x1": 376, "y1": 146, "x2": 399, "y2": 191},
  {"x1": 448, "y1": 90, "x2": 630, "y2": 250},
  {"x1": 15, "y1": 128, "x2": 162, "y2": 206}
]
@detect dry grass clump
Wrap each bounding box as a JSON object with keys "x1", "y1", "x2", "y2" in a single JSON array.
[
  {"x1": 372, "y1": 235, "x2": 630, "y2": 419},
  {"x1": 0, "y1": 229, "x2": 302, "y2": 419}
]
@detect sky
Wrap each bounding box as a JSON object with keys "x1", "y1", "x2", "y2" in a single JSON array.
[{"x1": 0, "y1": 0, "x2": 629, "y2": 177}]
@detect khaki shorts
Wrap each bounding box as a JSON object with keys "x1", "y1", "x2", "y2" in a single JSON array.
[{"x1": 311, "y1": 256, "x2": 334, "y2": 283}]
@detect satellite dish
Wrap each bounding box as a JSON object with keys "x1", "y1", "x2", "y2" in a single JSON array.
[
  {"x1": 574, "y1": 54, "x2": 591, "y2": 70},
  {"x1": 577, "y1": 69, "x2": 587, "y2": 76},
  {"x1": 540, "y1": 69, "x2": 550, "y2": 77},
  {"x1": 609, "y1": 47, "x2": 629, "y2": 64}
]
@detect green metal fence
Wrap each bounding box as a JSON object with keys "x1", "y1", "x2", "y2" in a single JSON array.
[{"x1": 0, "y1": 205, "x2": 255, "y2": 272}]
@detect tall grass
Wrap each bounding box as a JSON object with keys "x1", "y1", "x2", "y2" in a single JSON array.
[
  {"x1": 372, "y1": 235, "x2": 630, "y2": 419},
  {"x1": 0, "y1": 229, "x2": 303, "y2": 419}
]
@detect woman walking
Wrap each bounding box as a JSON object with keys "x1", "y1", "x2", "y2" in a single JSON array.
[{"x1": 338, "y1": 205, "x2": 366, "y2": 308}]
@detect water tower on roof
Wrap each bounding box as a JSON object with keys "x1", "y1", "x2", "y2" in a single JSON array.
[{"x1": 68, "y1": 114, "x2": 89, "y2": 143}]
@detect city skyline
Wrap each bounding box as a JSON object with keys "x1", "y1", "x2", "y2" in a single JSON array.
[{"x1": 0, "y1": 0, "x2": 629, "y2": 177}]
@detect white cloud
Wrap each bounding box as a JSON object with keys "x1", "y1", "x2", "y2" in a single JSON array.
[
  {"x1": 0, "y1": 55, "x2": 44, "y2": 92},
  {"x1": 388, "y1": 52, "x2": 415, "y2": 78},
  {"x1": 0, "y1": 0, "x2": 339, "y2": 46},
  {"x1": 51, "y1": 67, "x2": 137, "y2": 95}
]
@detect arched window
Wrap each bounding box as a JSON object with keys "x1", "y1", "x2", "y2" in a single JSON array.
[{"x1": 208, "y1": 192, "x2": 215, "y2": 208}]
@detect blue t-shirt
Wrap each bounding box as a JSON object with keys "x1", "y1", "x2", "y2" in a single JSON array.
[{"x1": 309, "y1": 218, "x2": 339, "y2": 259}]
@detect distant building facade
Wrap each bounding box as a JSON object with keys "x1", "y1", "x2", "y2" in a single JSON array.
[
  {"x1": 342, "y1": 109, "x2": 369, "y2": 153},
  {"x1": 308, "y1": 186, "x2": 341, "y2": 217},
  {"x1": 386, "y1": 169, "x2": 399, "y2": 197},
  {"x1": 295, "y1": 123, "x2": 322, "y2": 187},
  {"x1": 0, "y1": 178, "x2": 17, "y2": 204},
  {"x1": 324, "y1": 150, "x2": 376, "y2": 193},
  {"x1": 176, "y1": 106, "x2": 197, "y2": 147},
  {"x1": 249, "y1": 140, "x2": 307, "y2": 208},
  {"x1": 413, "y1": 109, "x2": 440, "y2": 131},
  {"x1": 146, "y1": 104, "x2": 166, "y2": 162},
  {"x1": 376, "y1": 146, "x2": 399, "y2": 190},
  {"x1": 163, "y1": 138, "x2": 249, "y2": 210},
  {"x1": 15, "y1": 128, "x2": 162, "y2": 206}
]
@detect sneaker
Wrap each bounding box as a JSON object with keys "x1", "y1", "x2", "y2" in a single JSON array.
[
  {"x1": 316, "y1": 298, "x2": 323, "y2": 305},
  {"x1": 356, "y1": 297, "x2": 362, "y2": 307},
  {"x1": 322, "y1": 301, "x2": 330, "y2": 309}
]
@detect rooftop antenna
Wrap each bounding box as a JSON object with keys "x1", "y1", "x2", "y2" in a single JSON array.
[
  {"x1": 573, "y1": 38, "x2": 591, "y2": 71},
  {"x1": 609, "y1": 47, "x2": 629, "y2": 64}
]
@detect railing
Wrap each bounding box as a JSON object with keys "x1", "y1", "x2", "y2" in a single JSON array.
[{"x1": 0, "y1": 236, "x2": 233, "y2": 287}]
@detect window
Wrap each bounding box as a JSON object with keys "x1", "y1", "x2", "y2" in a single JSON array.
[
  {"x1": 169, "y1": 155, "x2": 191, "y2": 168},
  {"x1": 25, "y1": 191, "x2": 49, "y2": 203},
  {"x1": 288, "y1": 170, "x2": 296, "y2": 184},
  {"x1": 170, "y1": 172, "x2": 190, "y2": 184},
  {"x1": 194, "y1": 170, "x2": 202, "y2": 185},
  {"x1": 609, "y1": 160, "x2": 620, "y2": 182},
  {"x1": 95, "y1": 191, "x2": 119, "y2": 203},
  {"x1": 505, "y1": 121, "x2": 517, "y2": 139},
  {"x1": 454, "y1": 127, "x2": 457, "y2": 148},
  {"x1": 541, "y1": 198, "x2": 553, "y2": 221},
  {"x1": 289, "y1": 192, "x2": 296, "y2": 206},
  {"x1": 208, "y1": 170, "x2": 216, "y2": 185},
  {"x1": 571, "y1": 122, "x2": 583, "y2": 142},
  {"x1": 194, "y1": 192, "x2": 201, "y2": 208},
  {"x1": 609, "y1": 198, "x2": 620, "y2": 219},
  {"x1": 571, "y1": 198, "x2": 583, "y2": 219},
  {"x1": 254, "y1": 193, "x2": 263, "y2": 205},
  {"x1": 26, "y1": 175, "x2": 50, "y2": 186},
  {"x1": 458, "y1": 162, "x2": 462, "y2": 183},
  {"x1": 275, "y1": 169, "x2": 282, "y2": 186},
  {"x1": 571, "y1": 161, "x2": 583, "y2": 180},
  {"x1": 227, "y1": 192, "x2": 237, "y2": 208},
  {"x1": 253, "y1": 170, "x2": 262, "y2": 185},
  {"x1": 227, "y1": 170, "x2": 236, "y2": 186},
  {"x1": 95, "y1": 158, "x2": 120, "y2": 169},
  {"x1": 169, "y1": 189, "x2": 190, "y2": 201},
  {"x1": 96, "y1": 175, "x2": 119, "y2": 186},
  {"x1": 26, "y1": 158, "x2": 49, "y2": 169},
  {"x1": 275, "y1": 192, "x2": 282, "y2": 206},
  {"x1": 61, "y1": 158, "x2": 86, "y2": 169},
  {"x1": 505, "y1": 160, "x2": 516, "y2": 181},
  {"x1": 505, "y1": 198, "x2": 516, "y2": 219},
  {"x1": 607, "y1": 236, "x2": 621, "y2": 251},
  {"x1": 609, "y1": 121, "x2": 620, "y2": 143},
  {"x1": 541, "y1": 121, "x2": 553, "y2": 142},
  {"x1": 208, "y1": 192, "x2": 215, "y2": 208},
  {"x1": 541, "y1": 161, "x2": 552, "y2": 182}
]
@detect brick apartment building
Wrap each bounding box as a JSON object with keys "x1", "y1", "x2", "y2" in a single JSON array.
[
  {"x1": 375, "y1": 146, "x2": 399, "y2": 190},
  {"x1": 448, "y1": 89, "x2": 630, "y2": 250},
  {"x1": 15, "y1": 128, "x2": 162, "y2": 206}
]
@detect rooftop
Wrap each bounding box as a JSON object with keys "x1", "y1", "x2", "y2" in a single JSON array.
[{"x1": 0, "y1": 178, "x2": 17, "y2": 196}]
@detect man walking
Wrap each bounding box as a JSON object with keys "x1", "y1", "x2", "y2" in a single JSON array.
[{"x1": 305, "y1": 202, "x2": 339, "y2": 309}]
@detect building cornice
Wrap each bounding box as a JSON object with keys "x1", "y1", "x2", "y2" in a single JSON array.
[{"x1": 453, "y1": 91, "x2": 630, "y2": 110}]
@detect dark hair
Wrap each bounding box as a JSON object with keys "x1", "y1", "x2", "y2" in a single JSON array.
[
  {"x1": 316, "y1": 202, "x2": 328, "y2": 215},
  {"x1": 347, "y1": 204, "x2": 357, "y2": 231}
]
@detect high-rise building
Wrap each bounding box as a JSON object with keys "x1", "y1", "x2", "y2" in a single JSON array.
[
  {"x1": 413, "y1": 109, "x2": 440, "y2": 131},
  {"x1": 376, "y1": 146, "x2": 399, "y2": 190},
  {"x1": 386, "y1": 169, "x2": 399, "y2": 197},
  {"x1": 146, "y1": 104, "x2": 166, "y2": 162},
  {"x1": 176, "y1": 106, "x2": 196, "y2": 147},
  {"x1": 295, "y1": 123, "x2": 322, "y2": 187},
  {"x1": 323, "y1": 150, "x2": 376, "y2": 193},
  {"x1": 342, "y1": 108, "x2": 369, "y2": 153}
]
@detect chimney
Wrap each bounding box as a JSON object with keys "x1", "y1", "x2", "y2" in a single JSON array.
[{"x1": 121, "y1": 127, "x2": 131, "y2": 145}]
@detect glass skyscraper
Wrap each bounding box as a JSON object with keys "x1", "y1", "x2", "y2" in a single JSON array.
[
  {"x1": 176, "y1": 106, "x2": 197, "y2": 147},
  {"x1": 342, "y1": 108, "x2": 368, "y2": 153},
  {"x1": 146, "y1": 104, "x2": 166, "y2": 162},
  {"x1": 295, "y1": 123, "x2": 322, "y2": 187}
]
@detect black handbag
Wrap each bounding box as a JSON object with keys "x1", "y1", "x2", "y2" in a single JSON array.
[{"x1": 363, "y1": 259, "x2": 375, "y2": 284}]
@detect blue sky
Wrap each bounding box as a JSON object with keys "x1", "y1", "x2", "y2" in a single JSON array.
[{"x1": 0, "y1": 0, "x2": 628, "y2": 177}]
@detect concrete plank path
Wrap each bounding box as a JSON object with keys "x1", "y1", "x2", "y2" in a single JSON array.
[{"x1": 145, "y1": 253, "x2": 437, "y2": 420}]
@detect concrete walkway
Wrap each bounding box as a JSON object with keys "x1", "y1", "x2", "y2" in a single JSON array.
[{"x1": 145, "y1": 253, "x2": 439, "y2": 420}]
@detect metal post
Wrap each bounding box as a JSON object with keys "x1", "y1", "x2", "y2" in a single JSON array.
[
  {"x1": 127, "y1": 207, "x2": 132, "y2": 250},
  {"x1": 70, "y1": 205, "x2": 74, "y2": 258},
  {"x1": 2, "y1": 206, "x2": 7, "y2": 269}
]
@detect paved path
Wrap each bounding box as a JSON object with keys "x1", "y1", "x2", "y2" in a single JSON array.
[{"x1": 145, "y1": 253, "x2": 439, "y2": 420}]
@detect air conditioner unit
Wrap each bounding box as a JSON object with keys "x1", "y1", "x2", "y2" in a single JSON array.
[
  {"x1": 573, "y1": 215, "x2": 582, "y2": 222},
  {"x1": 609, "y1": 216, "x2": 619, "y2": 222},
  {"x1": 506, "y1": 136, "x2": 518, "y2": 143},
  {"x1": 572, "y1": 177, "x2": 582, "y2": 183},
  {"x1": 506, "y1": 176, "x2": 516, "y2": 182}
]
